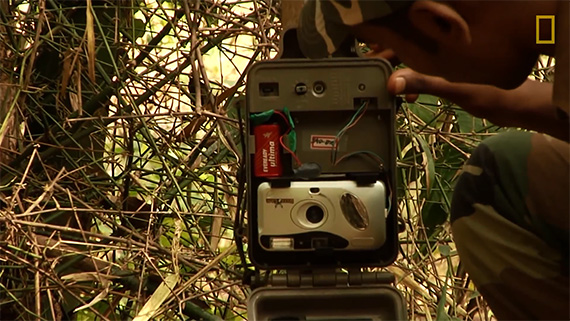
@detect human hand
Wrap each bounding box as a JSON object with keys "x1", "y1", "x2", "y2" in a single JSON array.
[
  {"x1": 386, "y1": 68, "x2": 507, "y2": 120},
  {"x1": 365, "y1": 48, "x2": 504, "y2": 119},
  {"x1": 381, "y1": 67, "x2": 568, "y2": 141}
]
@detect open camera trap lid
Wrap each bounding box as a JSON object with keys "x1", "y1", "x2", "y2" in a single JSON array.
[
  {"x1": 248, "y1": 286, "x2": 406, "y2": 320},
  {"x1": 246, "y1": 270, "x2": 407, "y2": 320},
  {"x1": 244, "y1": 57, "x2": 399, "y2": 270}
]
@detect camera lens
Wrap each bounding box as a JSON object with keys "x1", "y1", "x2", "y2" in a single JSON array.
[{"x1": 306, "y1": 205, "x2": 324, "y2": 224}]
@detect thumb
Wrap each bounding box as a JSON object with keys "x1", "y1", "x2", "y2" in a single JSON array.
[
  {"x1": 387, "y1": 68, "x2": 453, "y2": 103},
  {"x1": 387, "y1": 68, "x2": 509, "y2": 120}
]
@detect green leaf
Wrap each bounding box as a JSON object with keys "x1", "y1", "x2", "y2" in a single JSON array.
[
  {"x1": 454, "y1": 109, "x2": 486, "y2": 133},
  {"x1": 439, "y1": 244, "x2": 451, "y2": 257},
  {"x1": 416, "y1": 94, "x2": 440, "y2": 106},
  {"x1": 436, "y1": 282, "x2": 451, "y2": 321},
  {"x1": 407, "y1": 102, "x2": 437, "y2": 125},
  {"x1": 159, "y1": 235, "x2": 172, "y2": 247},
  {"x1": 405, "y1": 94, "x2": 441, "y2": 124},
  {"x1": 422, "y1": 202, "x2": 448, "y2": 234},
  {"x1": 133, "y1": 18, "x2": 146, "y2": 39}
]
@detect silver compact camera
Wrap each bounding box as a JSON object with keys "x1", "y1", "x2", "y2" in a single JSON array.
[{"x1": 257, "y1": 180, "x2": 386, "y2": 251}]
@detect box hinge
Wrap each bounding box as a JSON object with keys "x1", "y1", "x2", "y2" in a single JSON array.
[{"x1": 268, "y1": 270, "x2": 395, "y2": 287}]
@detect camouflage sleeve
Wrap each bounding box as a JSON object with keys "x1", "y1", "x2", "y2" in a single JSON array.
[{"x1": 450, "y1": 131, "x2": 569, "y2": 320}]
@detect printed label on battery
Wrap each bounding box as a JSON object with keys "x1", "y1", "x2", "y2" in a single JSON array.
[
  {"x1": 262, "y1": 141, "x2": 277, "y2": 171},
  {"x1": 254, "y1": 124, "x2": 282, "y2": 177},
  {"x1": 310, "y1": 135, "x2": 337, "y2": 150}
]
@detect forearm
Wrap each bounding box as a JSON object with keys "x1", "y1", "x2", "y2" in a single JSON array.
[{"x1": 490, "y1": 80, "x2": 569, "y2": 142}]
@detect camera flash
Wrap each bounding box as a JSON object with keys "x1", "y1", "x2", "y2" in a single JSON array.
[{"x1": 270, "y1": 237, "x2": 294, "y2": 250}]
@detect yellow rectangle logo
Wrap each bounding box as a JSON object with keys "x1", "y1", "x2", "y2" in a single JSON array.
[{"x1": 536, "y1": 15, "x2": 555, "y2": 44}]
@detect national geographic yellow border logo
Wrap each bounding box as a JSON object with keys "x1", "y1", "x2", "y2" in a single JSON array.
[{"x1": 536, "y1": 15, "x2": 555, "y2": 44}]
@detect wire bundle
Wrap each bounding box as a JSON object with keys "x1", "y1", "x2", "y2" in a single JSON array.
[
  {"x1": 331, "y1": 101, "x2": 385, "y2": 168},
  {"x1": 273, "y1": 110, "x2": 302, "y2": 166},
  {"x1": 272, "y1": 102, "x2": 387, "y2": 170}
]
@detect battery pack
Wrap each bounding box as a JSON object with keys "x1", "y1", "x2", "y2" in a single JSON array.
[{"x1": 254, "y1": 124, "x2": 282, "y2": 177}]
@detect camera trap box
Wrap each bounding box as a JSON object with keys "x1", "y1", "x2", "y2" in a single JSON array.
[
  {"x1": 244, "y1": 57, "x2": 405, "y2": 320},
  {"x1": 245, "y1": 58, "x2": 398, "y2": 268}
]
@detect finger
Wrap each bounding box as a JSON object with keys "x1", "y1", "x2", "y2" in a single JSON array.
[
  {"x1": 364, "y1": 48, "x2": 394, "y2": 59},
  {"x1": 368, "y1": 43, "x2": 385, "y2": 52},
  {"x1": 387, "y1": 68, "x2": 502, "y2": 110},
  {"x1": 405, "y1": 93, "x2": 419, "y2": 103},
  {"x1": 388, "y1": 68, "x2": 454, "y2": 98},
  {"x1": 365, "y1": 48, "x2": 401, "y2": 67}
]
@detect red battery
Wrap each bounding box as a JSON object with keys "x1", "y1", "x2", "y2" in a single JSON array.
[{"x1": 254, "y1": 124, "x2": 282, "y2": 177}]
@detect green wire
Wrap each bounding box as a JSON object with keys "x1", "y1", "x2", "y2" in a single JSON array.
[
  {"x1": 336, "y1": 100, "x2": 368, "y2": 137},
  {"x1": 332, "y1": 101, "x2": 369, "y2": 163}
]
